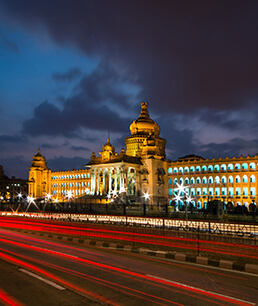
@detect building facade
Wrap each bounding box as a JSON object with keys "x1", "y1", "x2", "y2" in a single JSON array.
[
  {"x1": 28, "y1": 149, "x2": 91, "y2": 200},
  {"x1": 168, "y1": 154, "x2": 258, "y2": 209},
  {"x1": 28, "y1": 102, "x2": 168, "y2": 204},
  {"x1": 28, "y1": 102, "x2": 258, "y2": 210}
]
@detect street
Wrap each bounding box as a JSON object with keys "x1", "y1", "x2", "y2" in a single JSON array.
[{"x1": 0, "y1": 228, "x2": 257, "y2": 305}]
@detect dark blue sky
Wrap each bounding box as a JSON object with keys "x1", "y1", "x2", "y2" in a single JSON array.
[{"x1": 1, "y1": 0, "x2": 258, "y2": 179}]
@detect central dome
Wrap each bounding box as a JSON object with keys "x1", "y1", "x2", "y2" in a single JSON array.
[{"x1": 130, "y1": 102, "x2": 160, "y2": 137}]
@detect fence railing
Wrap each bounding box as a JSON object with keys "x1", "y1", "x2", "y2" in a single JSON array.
[{"x1": 1, "y1": 211, "x2": 257, "y2": 237}]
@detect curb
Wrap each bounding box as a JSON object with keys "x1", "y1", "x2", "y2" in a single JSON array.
[{"x1": 22, "y1": 230, "x2": 258, "y2": 275}]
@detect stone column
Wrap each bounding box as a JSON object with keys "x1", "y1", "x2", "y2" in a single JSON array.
[
  {"x1": 96, "y1": 170, "x2": 100, "y2": 195},
  {"x1": 103, "y1": 170, "x2": 106, "y2": 194},
  {"x1": 114, "y1": 168, "x2": 117, "y2": 194},
  {"x1": 91, "y1": 169, "x2": 95, "y2": 195},
  {"x1": 109, "y1": 168, "x2": 112, "y2": 194}
]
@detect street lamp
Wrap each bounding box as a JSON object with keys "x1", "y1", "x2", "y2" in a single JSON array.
[{"x1": 143, "y1": 192, "x2": 150, "y2": 216}]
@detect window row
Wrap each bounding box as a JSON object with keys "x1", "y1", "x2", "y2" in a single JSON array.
[
  {"x1": 168, "y1": 162, "x2": 257, "y2": 174},
  {"x1": 51, "y1": 173, "x2": 90, "y2": 180},
  {"x1": 169, "y1": 187, "x2": 256, "y2": 197},
  {"x1": 51, "y1": 182, "x2": 90, "y2": 188},
  {"x1": 51, "y1": 189, "x2": 89, "y2": 195},
  {"x1": 168, "y1": 175, "x2": 256, "y2": 185}
]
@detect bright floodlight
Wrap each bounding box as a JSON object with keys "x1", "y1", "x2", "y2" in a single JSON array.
[
  {"x1": 175, "y1": 182, "x2": 188, "y2": 195},
  {"x1": 186, "y1": 195, "x2": 193, "y2": 204},
  {"x1": 143, "y1": 192, "x2": 150, "y2": 200},
  {"x1": 67, "y1": 190, "x2": 73, "y2": 200},
  {"x1": 45, "y1": 193, "x2": 52, "y2": 201},
  {"x1": 27, "y1": 196, "x2": 34, "y2": 204},
  {"x1": 173, "y1": 193, "x2": 183, "y2": 203},
  {"x1": 85, "y1": 188, "x2": 90, "y2": 195},
  {"x1": 17, "y1": 193, "x2": 22, "y2": 199}
]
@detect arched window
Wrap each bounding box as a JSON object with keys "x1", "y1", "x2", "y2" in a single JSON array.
[
  {"x1": 202, "y1": 177, "x2": 207, "y2": 184},
  {"x1": 221, "y1": 164, "x2": 226, "y2": 171},
  {"x1": 196, "y1": 177, "x2": 201, "y2": 184},
  {"x1": 196, "y1": 166, "x2": 201, "y2": 172},
  {"x1": 184, "y1": 167, "x2": 189, "y2": 173},
  {"x1": 249, "y1": 162, "x2": 256, "y2": 170},
  {"x1": 242, "y1": 175, "x2": 248, "y2": 183},
  {"x1": 202, "y1": 165, "x2": 207, "y2": 172},
  {"x1": 168, "y1": 167, "x2": 172, "y2": 174},
  {"x1": 221, "y1": 176, "x2": 227, "y2": 184},
  {"x1": 173, "y1": 178, "x2": 178, "y2": 185},
  {"x1": 208, "y1": 165, "x2": 213, "y2": 172},
  {"x1": 214, "y1": 165, "x2": 220, "y2": 172},
  {"x1": 242, "y1": 163, "x2": 248, "y2": 170},
  {"x1": 168, "y1": 189, "x2": 173, "y2": 196},
  {"x1": 208, "y1": 176, "x2": 213, "y2": 184},
  {"x1": 190, "y1": 166, "x2": 195, "y2": 173},
  {"x1": 179, "y1": 167, "x2": 183, "y2": 173},
  {"x1": 250, "y1": 175, "x2": 256, "y2": 183},
  {"x1": 235, "y1": 163, "x2": 241, "y2": 170},
  {"x1": 235, "y1": 175, "x2": 240, "y2": 183},
  {"x1": 179, "y1": 177, "x2": 183, "y2": 184},
  {"x1": 168, "y1": 178, "x2": 172, "y2": 184},
  {"x1": 228, "y1": 164, "x2": 233, "y2": 171},
  {"x1": 215, "y1": 176, "x2": 220, "y2": 184},
  {"x1": 190, "y1": 177, "x2": 195, "y2": 184},
  {"x1": 173, "y1": 167, "x2": 178, "y2": 173},
  {"x1": 228, "y1": 175, "x2": 233, "y2": 183},
  {"x1": 185, "y1": 177, "x2": 189, "y2": 185}
]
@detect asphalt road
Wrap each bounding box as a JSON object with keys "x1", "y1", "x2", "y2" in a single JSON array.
[{"x1": 0, "y1": 228, "x2": 257, "y2": 306}]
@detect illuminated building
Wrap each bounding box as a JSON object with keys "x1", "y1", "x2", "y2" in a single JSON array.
[
  {"x1": 28, "y1": 149, "x2": 91, "y2": 200},
  {"x1": 28, "y1": 102, "x2": 257, "y2": 210},
  {"x1": 168, "y1": 154, "x2": 258, "y2": 209},
  {"x1": 28, "y1": 102, "x2": 168, "y2": 204},
  {"x1": 88, "y1": 102, "x2": 168, "y2": 204}
]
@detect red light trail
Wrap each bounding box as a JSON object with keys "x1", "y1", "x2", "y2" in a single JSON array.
[
  {"x1": 0, "y1": 236, "x2": 254, "y2": 306},
  {"x1": 0, "y1": 217, "x2": 256, "y2": 260}
]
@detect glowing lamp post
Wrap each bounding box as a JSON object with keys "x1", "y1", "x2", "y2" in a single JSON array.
[
  {"x1": 173, "y1": 182, "x2": 193, "y2": 220},
  {"x1": 143, "y1": 192, "x2": 150, "y2": 216}
]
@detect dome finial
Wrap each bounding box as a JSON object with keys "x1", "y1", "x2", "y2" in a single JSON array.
[{"x1": 140, "y1": 102, "x2": 150, "y2": 119}]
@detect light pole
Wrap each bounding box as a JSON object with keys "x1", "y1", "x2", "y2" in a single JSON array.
[
  {"x1": 173, "y1": 182, "x2": 194, "y2": 220},
  {"x1": 143, "y1": 192, "x2": 150, "y2": 216}
]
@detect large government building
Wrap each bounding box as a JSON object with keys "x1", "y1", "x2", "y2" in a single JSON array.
[{"x1": 28, "y1": 102, "x2": 258, "y2": 210}]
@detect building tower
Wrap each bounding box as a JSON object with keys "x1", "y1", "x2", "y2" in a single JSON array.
[
  {"x1": 28, "y1": 148, "x2": 51, "y2": 198},
  {"x1": 125, "y1": 102, "x2": 168, "y2": 204}
]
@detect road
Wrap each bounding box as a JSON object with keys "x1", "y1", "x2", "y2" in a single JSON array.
[{"x1": 0, "y1": 228, "x2": 257, "y2": 306}]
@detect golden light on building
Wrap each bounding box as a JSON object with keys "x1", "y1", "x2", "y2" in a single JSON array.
[{"x1": 28, "y1": 102, "x2": 258, "y2": 210}]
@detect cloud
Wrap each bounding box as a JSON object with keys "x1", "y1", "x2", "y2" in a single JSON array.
[
  {"x1": 52, "y1": 68, "x2": 82, "y2": 82},
  {"x1": 0, "y1": 155, "x2": 30, "y2": 179},
  {"x1": 200, "y1": 138, "x2": 258, "y2": 159},
  {"x1": 71, "y1": 146, "x2": 90, "y2": 151},
  {"x1": 3, "y1": 0, "x2": 258, "y2": 115},
  {"x1": 22, "y1": 61, "x2": 139, "y2": 137}
]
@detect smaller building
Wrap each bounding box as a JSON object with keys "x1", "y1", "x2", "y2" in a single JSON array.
[{"x1": 0, "y1": 165, "x2": 28, "y2": 202}]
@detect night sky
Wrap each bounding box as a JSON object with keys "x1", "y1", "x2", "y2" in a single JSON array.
[{"x1": 1, "y1": 0, "x2": 258, "y2": 179}]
